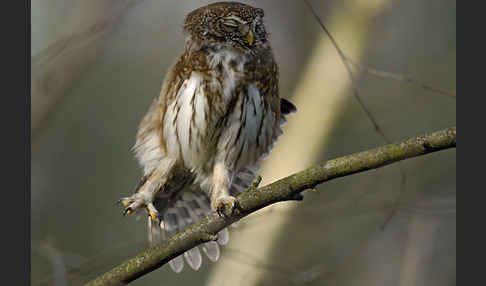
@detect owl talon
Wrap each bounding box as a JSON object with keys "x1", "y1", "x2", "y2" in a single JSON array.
[
  {"x1": 118, "y1": 197, "x2": 133, "y2": 207},
  {"x1": 149, "y1": 211, "x2": 158, "y2": 221},
  {"x1": 116, "y1": 199, "x2": 129, "y2": 207},
  {"x1": 119, "y1": 198, "x2": 137, "y2": 215},
  {"x1": 123, "y1": 207, "x2": 133, "y2": 216},
  {"x1": 146, "y1": 202, "x2": 160, "y2": 221},
  {"x1": 214, "y1": 196, "x2": 237, "y2": 217}
]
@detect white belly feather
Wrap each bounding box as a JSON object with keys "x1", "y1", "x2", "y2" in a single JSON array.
[
  {"x1": 163, "y1": 73, "x2": 209, "y2": 171},
  {"x1": 161, "y1": 49, "x2": 276, "y2": 175}
]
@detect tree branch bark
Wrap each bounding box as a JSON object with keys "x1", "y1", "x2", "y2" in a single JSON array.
[{"x1": 85, "y1": 126, "x2": 456, "y2": 286}]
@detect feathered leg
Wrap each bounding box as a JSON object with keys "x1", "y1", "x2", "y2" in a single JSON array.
[
  {"x1": 210, "y1": 162, "x2": 236, "y2": 217},
  {"x1": 119, "y1": 158, "x2": 176, "y2": 218}
]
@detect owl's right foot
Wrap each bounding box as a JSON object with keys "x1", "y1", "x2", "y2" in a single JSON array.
[
  {"x1": 213, "y1": 195, "x2": 237, "y2": 217},
  {"x1": 118, "y1": 193, "x2": 159, "y2": 221}
]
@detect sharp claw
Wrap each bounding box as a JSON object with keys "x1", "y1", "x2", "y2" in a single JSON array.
[
  {"x1": 215, "y1": 202, "x2": 233, "y2": 218},
  {"x1": 123, "y1": 207, "x2": 133, "y2": 216},
  {"x1": 216, "y1": 203, "x2": 222, "y2": 217},
  {"x1": 116, "y1": 198, "x2": 132, "y2": 207},
  {"x1": 149, "y1": 211, "x2": 158, "y2": 221},
  {"x1": 214, "y1": 196, "x2": 238, "y2": 218},
  {"x1": 146, "y1": 203, "x2": 159, "y2": 221},
  {"x1": 251, "y1": 175, "x2": 262, "y2": 188}
]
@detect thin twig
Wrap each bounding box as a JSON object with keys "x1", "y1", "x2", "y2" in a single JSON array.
[
  {"x1": 303, "y1": 0, "x2": 413, "y2": 229},
  {"x1": 345, "y1": 57, "x2": 456, "y2": 98},
  {"x1": 303, "y1": 0, "x2": 388, "y2": 140},
  {"x1": 85, "y1": 127, "x2": 456, "y2": 286}
]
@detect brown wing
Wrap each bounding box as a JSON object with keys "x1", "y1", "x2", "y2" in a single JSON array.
[{"x1": 132, "y1": 50, "x2": 200, "y2": 174}]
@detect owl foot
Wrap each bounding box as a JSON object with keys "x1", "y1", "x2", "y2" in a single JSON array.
[
  {"x1": 118, "y1": 194, "x2": 159, "y2": 221},
  {"x1": 214, "y1": 195, "x2": 237, "y2": 217}
]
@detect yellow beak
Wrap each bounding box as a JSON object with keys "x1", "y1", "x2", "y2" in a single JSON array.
[{"x1": 246, "y1": 29, "x2": 254, "y2": 46}]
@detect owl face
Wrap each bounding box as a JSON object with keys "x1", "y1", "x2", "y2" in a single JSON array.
[{"x1": 184, "y1": 2, "x2": 267, "y2": 51}]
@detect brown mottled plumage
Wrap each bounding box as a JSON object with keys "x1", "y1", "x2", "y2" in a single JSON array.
[{"x1": 119, "y1": 2, "x2": 296, "y2": 273}]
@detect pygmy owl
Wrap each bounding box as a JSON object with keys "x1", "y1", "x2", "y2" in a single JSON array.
[{"x1": 119, "y1": 2, "x2": 296, "y2": 273}]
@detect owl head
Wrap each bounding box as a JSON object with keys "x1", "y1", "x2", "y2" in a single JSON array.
[{"x1": 183, "y1": 2, "x2": 267, "y2": 51}]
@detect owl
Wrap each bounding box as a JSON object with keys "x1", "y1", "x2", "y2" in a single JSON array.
[{"x1": 119, "y1": 2, "x2": 296, "y2": 273}]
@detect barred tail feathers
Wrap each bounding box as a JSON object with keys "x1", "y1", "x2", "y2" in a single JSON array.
[
  {"x1": 149, "y1": 189, "x2": 228, "y2": 272},
  {"x1": 146, "y1": 164, "x2": 259, "y2": 273}
]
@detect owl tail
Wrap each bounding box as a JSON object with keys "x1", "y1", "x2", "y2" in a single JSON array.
[
  {"x1": 148, "y1": 191, "x2": 227, "y2": 273},
  {"x1": 280, "y1": 98, "x2": 297, "y2": 116},
  {"x1": 278, "y1": 98, "x2": 297, "y2": 127},
  {"x1": 147, "y1": 166, "x2": 258, "y2": 273}
]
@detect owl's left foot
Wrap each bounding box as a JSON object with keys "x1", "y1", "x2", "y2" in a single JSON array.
[{"x1": 214, "y1": 196, "x2": 237, "y2": 217}]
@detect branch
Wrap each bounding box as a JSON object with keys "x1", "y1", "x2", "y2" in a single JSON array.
[
  {"x1": 345, "y1": 57, "x2": 457, "y2": 98},
  {"x1": 303, "y1": 0, "x2": 389, "y2": 142},
  {"x1": 85, "y1": 127, "x2": 456, "y2": 286}
]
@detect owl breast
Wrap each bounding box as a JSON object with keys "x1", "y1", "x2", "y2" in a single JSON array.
[{"x1": 161, "y1": 47, "x2": 277, "y2": 183}]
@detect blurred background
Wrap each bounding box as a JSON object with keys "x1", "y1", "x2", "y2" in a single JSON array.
[{"x1": 31, "y1": 0, "x2": 456, "y2": 285}]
